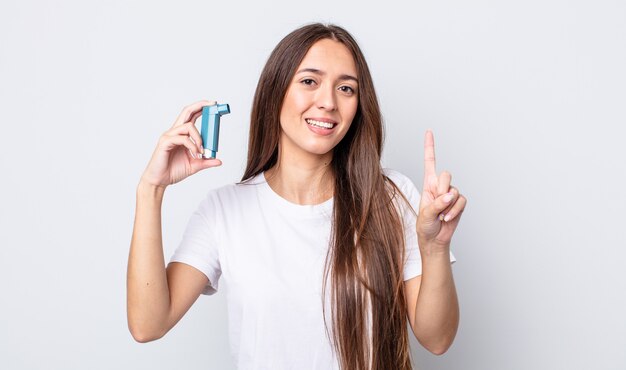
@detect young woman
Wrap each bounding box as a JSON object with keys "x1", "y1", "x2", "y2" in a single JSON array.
[{"x1": 127, "y1": 23, "x2": 466, "y2": 370}]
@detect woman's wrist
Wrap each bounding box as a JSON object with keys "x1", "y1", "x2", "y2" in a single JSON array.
[
  {"x1": 137, "y1": 179, "x2": 167, "y2": 200},
  {"x1": 418, "y1": 238, "x2": 451, "y2": 259},
  {"x1": 418, "y1": 240, "x2": 453, "y2": 277}
]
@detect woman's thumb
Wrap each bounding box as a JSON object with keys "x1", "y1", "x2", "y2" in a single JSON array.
[{"x1": 191, "y1": 158, "x2": 222, "y2": 173}]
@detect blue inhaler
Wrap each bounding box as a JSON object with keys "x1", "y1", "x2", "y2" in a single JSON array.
[{"x1": 200, "y1": 103, "x2": 230, "y2": 159}]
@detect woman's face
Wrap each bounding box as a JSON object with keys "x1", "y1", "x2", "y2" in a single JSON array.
[{"x1": 278, "y1": 38, "x2": 359, "y2": 160}]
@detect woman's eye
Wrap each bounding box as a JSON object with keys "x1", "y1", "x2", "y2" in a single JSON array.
[
  {"x1": 339, "y1": 86, "x2": 355, "y2": 94},
  {"x1": 301, "y1": 79, "x2": 316, "y2": 86}
]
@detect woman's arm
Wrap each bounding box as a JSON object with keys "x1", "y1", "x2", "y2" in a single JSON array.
[
  {"x1": 404, "y1": 248, "x2": 459, "y2": 355},
  {"x1": 126, "y1": 100, "x2": 222, "y2": 342},
  {"x1": 406, "y1": 130, "x2": 466, "y2": 354},
  {"x1": 127, "y1": 182, "x2": 211, "y2": 342},
  {"x1": 127, "y1": 182, "x2": 170, "y2": 342}
]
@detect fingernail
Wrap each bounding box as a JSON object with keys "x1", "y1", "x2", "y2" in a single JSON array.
[
  {"x1": 444, "y1": 214, "x2": 452, "y2": 222},
  {"x1": 443, "y1": 193, "x2": 454, "y2": 203},
  {"x1": 439, "y1": 213, "x2": 445, "y2": 221}
]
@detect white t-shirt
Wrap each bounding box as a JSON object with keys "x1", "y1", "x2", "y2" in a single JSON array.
[{"x1": 169, "y1": 168, "x2": 456, "y2": 369}]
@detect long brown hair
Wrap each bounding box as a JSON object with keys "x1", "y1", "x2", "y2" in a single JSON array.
[{"x1": 241, "y1": 23, "x2": 412, "y2": 370}]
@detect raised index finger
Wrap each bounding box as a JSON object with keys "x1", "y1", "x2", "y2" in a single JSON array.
[{"x1": 424, "y1": 129, "x2": 437, "y2": 177}]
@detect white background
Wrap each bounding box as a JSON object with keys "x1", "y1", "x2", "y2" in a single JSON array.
[{"x1": 1, "y1": 0, "x2": 625, "y2": 369}]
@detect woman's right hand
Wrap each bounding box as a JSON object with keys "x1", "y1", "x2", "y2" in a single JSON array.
[{"x1": 139, "y1": 100, "x2": 223, "y2": 188}]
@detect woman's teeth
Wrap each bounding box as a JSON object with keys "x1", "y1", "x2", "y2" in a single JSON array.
[{"x1": 306, "y1": 119, "x2": 335, "y2": 129}]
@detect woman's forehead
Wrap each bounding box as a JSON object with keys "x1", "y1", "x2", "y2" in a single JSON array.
[{"x1": 296, "y1": 39, "x2": 358, "y2": 77}]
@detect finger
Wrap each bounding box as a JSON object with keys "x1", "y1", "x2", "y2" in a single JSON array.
[
  {"x1": 442, "y1": 195, "x2": 467, "y2": 223},
  {"x1": 167, "y1": 122, "x2": 204, "y2": 155},
  {"x1": 423, "y1": 190, "x2": 457, "y2": 221},
  {"x1": 184, "y1": 121, "x2": 205, "y2": 154},
  {"x1": 437, "y1": 171, "x2": 451, "y2": 196},
  {"x1": 173, "y1": 100, "x2": 216, "y2": 127},
  {"x1": 424, "y1": 129, "x2": 437, "y2": 178},
  {"x1": 188, "y1": 111, "x2": 206, "y2": 151},
  {"x1": 188, "y1": 122, "x2": 204, "y2": 154},
  {"x1": 189, "y1": 110, "x2": 204, "y2": 126},
  {"x1": 438, "y1": 186, "x2": 459, "y2": 216},
  {"x1": 159, "y1": 134, "x2": 201, "y2": 158}
]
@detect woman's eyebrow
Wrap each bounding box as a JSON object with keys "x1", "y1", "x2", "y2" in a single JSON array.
[{"x1": 296, "y1": 68, "x2": 358, "y2": 83}]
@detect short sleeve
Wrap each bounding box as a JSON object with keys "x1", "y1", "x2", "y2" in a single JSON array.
[
  {"x1": 385, "y1": 169, "x2": 456, "y2": 281},
  {"x1": 169, "y1": 194, "x2": 222, "y2": 295}
]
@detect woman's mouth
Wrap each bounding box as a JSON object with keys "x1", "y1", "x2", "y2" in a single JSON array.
[{"x1": 306, "y1": 118, "x2": 336, "y2": 129}]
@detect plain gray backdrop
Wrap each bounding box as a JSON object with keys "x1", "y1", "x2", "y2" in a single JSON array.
[{"x1": 1, "y1": 0, "x2": 625, "y2": 369}]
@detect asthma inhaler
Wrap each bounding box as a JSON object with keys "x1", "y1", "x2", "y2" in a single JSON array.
[{"x1": 200, "y1": 103, "x2": 230, "y2": 159}]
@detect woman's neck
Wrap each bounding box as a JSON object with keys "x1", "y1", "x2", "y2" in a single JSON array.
[{"x1": 265, "y1": 149, "x2": 334, "y2": 206}]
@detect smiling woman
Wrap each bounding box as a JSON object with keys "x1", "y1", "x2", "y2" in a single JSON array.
[
  {"x1": 127, "y1": 23, "x2": 464, "y2": 370},
  {"x1": 278, "y1": 39, "x2": 359, "y2": 159}
]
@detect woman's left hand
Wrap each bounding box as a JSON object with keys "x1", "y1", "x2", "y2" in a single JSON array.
[{"x1": 416, "y1": 130, "x2": 467, "y2": 252}]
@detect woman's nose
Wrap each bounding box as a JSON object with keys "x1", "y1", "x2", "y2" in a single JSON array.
[{"x1": 315, "y1": 84, "x2": 337, "y2": 111}]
